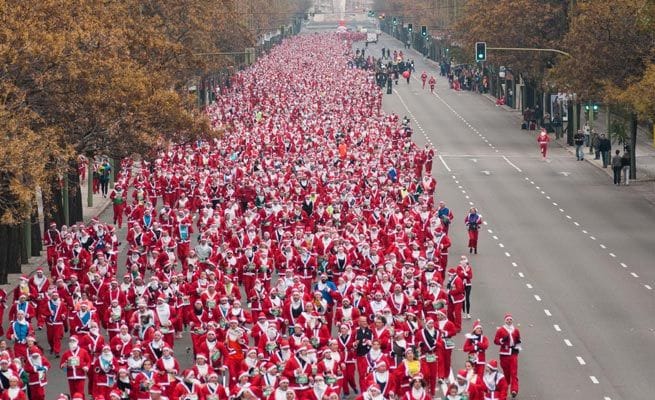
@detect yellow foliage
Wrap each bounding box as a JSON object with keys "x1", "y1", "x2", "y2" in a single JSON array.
[{"x1": 0, "y1": 0, "x2": 306, "y2": 225}]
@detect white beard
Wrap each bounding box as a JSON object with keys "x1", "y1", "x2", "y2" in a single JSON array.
[
  {"x1": 7, "y1": 388, "x2": 20, "y2": 399},
  {"x1": 156, "y1": 305, "x2": 171, "y2": 324},
  {"x1": 374, "y1": 371, "x2": 388, "y2": 383},
  {"x1": 412, "y1": 386, "x2": 426, "y2": 398}
]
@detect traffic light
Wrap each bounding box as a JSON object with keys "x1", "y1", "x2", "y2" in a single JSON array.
[
  {"x1": 421, "y1": 25, "x2": 427, "y2": 37},
  {"x1": 393, "y1": 17, "x2": 398, "y2": 26},
  {"x1": 584, "y1": 104, "x2": 590, "y2": 111},
  {"x1": 475, "y1": 42, "x2": 487, "y2": 62},
  {"x1": 408, "y1": 23, "x2": 413, "y2": 32}
]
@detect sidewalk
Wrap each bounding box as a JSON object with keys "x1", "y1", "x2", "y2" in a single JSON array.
[
  {"x1": 478, "y1": 93, "x2": 655, "y2": 181},
  {"x1": 1, "y1": 181, "x2": 112, "y2": 291},
  {"x1": 380, "y1": 30, "x2": 655, "y2": 180}
]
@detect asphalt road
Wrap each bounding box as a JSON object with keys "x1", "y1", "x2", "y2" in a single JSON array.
[
  {"x1": 15, "y1": 32, "x2": 655, "y2": 400},
  {"x1": 368, "y1": 34, "x2": 655, "y2": 400}
]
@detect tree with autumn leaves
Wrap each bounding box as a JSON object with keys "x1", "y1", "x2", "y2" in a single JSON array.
[{"x1": 0, "y1": 0, "x2": 310, "y2": 282}]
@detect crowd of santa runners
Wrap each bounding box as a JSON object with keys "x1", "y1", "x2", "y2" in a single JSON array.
[{"x1": 0, "y1": 33, "x2": 522, "y2": 400}]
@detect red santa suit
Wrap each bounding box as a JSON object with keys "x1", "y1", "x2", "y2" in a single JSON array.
[
  {"x1": 436, "y1": 313, "x2": 457, "y2": 381},
  {"x1": 92, "y1": 349, "x2": 119, "y2": 399},
  {"x1": 110, "y1": 185, "x2": 127, "y2": 228},
  {"x1": 60, "y1": 337, "x2": 91, "y2": 396},
  {"x1": 446, "y1": 269, "x2": 465, "y2": 333},
  {"x1": 494, "y1": 316, "x2": 521, "y2": 396},
  {"x1": 200, "y1": 379, "x2": 230, "y2": 400},
  {"x1": 171, "y1": 373, "x2": 203, "y2": 400},
  {"x1": 463, "y1": 320, "x2": 489, "y2": 376},
  {"x1": 414, "y1": 321, "x2": 442, "y2": 397},
  {"x1": 43, "y1": 296, "x2": 68, "y2": 356},
  {"x1": 481, "y1": 362, "x2": 508, "y2": 400},
  {"x1": 0, "y1": 386, "x2": 27, "y2": 400},
  {"x1": 24, "y1": 348, "x2": 51, "y2": 400},
  {"x1": 153, "y1": 298, "x2": 177, "y2": 347}
]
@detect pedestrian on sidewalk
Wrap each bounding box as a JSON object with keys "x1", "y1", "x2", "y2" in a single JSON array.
[
  {"x1": 621, "y1": 150, "x2": 631, "y2": 185},
  {"x1": 612, "y1": 150, "x2": 623, "y2": 185},
  {"x1": 98, "y1": 159, "x2": 111, "y2": 197},
  {"x1": 552, "y1": 113, "x2": 563, "y2": 139},
  {"x1": 599, "y1": 134, "x2": 612, "y2": 168},
  {"x1": 537, "y1": 129, "x2": 550, "y2": 159},
  {"x1": 574, "y1": 130, "x2": 585, "y2": 160},
  {"x1": 583, "y1": 121, "x2": 591, "y2": 147},
  {"x1": 591, "y1": 131, "x2": 600, "y2": 159}
]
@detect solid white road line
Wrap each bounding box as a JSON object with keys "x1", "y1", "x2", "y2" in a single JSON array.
[
  {"x1": 645, "y1": 285, "x2": 652, "y2": 290},
  {"x1": 526, "y1": 283, "x2": 533, "y2": 289},
  {"x1": 590, "y1": 376, "x2": 599, "y2": 384},
  {"x1": 502, "y1": 156, "x2": 522, "y2": 172},
  {"x1": 564, "y1": 339, "x2": 573, "y2": 347},
  {"x1": 544, "y1": 309, "x2": 552, "y2": 316},
  {"x1": 576, "y1": 356, "x2": 586, "y2": 365},
  {"x1": 518, "y1": 272, "x2": 524, "y2": 278},
  {"x1": 553, "y1": 324, "x2": 561, "y2": 332},
  {"x1": 620, "y1": 263, "x2": 628, "y2": 268},
  {"x1": 438, "y1": 155, "x2": 451, "y2": 172},
  {"x1": 534, "y1": 295, "x2": 541, "y2": 301},
  {"x1": 631, "y1": 272, "x2": 639, "y2": 278}
]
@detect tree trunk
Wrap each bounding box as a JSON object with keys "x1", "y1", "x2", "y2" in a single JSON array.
[
  {"x1": 30, "y1": 201, "x2": 42, "y2": 256},
  {"x1": 68, "y1": 159, "x2": 83, "y2": 224},
  {"x1": 0, "y1": 223, "x2": 24, "y2": 283},
  {"x1": 630, "y1": 112, "x2": 637, "y2": 180},
  {"x1": 44, "y1": 177, "x2": 65, "y2": 227},
  {"x1": 8, "y1": 224, "x2": 22, "y2": 274},
  {"x1": 0, "y1": 225, "x2": 8, "y2": 284},
  {"x1": 20, "y1": 223, "x2": 28, "y2": 264}
]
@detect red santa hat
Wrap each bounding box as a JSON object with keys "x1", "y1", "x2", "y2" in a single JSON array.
[
  {"x1": 72, "y1": 394, "x2": 85, "y2": 400},
  {"x1": 150, "y1": 385, "x2": 162, "y2": 394},
  {"x1": 109, "y1": 390, "x2": 123, "y2": 399},
  {"x1": 448, "y1": 268, "x2": 457, "y2": 275},
  {"x1": 183, "y1": 369, "x2": 195, "y2": 379},
  {"x1": 504, "y1": 313, "x2": 513, "y2": 321},
  {"x1": 457, "y1": 369, "x2": 468, "y2": 380},
  {"x1": 472, "y1": 319, "x2": 482, "y2": 331},
  {"x1": 279, "y1": 377, "x2": 290, "y2": 384},
  {"x1": 487, "y1": 359, "x2": 499, "y2": 370}
]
